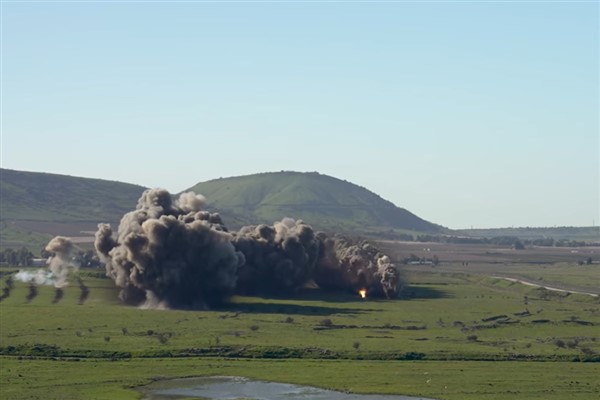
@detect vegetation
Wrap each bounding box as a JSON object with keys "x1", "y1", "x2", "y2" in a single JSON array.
[
  {"x1": 1, "y1": 258, "x2": 599, "y2": 399},
  {"x1": 0, "y1": 169, "x2": 146, "y2": 223},
  {"x1": 456, "y1": 227, "x2": 600, "y2": 244},
  {"x1": 1, "y1": 169, "x2": 444, "y2": 251},
  {"x1": 0, "y1": 168, "x2": 145, "y2": 250},
  {"x1": 187, "y1": 171, "x2": 442, "y2": 233}
]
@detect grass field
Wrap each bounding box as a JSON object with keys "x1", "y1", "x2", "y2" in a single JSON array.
[
  {"x1": 2, "y1": 358, "x2": 599, "y2": 400},
  {"x1": 1, "y1": 254, "x2": 599, "y2": 400}
]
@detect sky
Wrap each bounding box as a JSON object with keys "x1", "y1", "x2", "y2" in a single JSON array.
[{"x1": 1, "y1": 1, "x2": 598, "y2": 229}]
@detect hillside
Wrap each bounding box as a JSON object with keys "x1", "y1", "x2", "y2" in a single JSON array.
[
  {"x1": 1, "y1": 169, "x2": 442, "y2": 250},
  {"x1": 0, "y1": 168, "x2": 146, "y2": 249},
  {"x1": 186, "y1": 171, "x2": 443, "y2": 235}
]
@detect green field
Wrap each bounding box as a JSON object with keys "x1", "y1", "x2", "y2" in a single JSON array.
[{"x1": 1, "y1": 262, "x2": 599, "y2": 400}]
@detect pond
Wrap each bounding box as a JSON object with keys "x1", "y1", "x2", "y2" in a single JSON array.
[{"x1": 140, "y1": 376, "x2": 436, "y2": 400}]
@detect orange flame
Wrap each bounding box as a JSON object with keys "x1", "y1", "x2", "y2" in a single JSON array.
[{"x1": 358, "y1": 289, "x2": 367, "y2": 299}]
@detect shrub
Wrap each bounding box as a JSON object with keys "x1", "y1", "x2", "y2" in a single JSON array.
[
  {"x1": 249, "y1": 325, "x2": 260, "y2": 331},
  {"x1": 319, "y1": 319, "x2": 333, "y2": 327},
  {"x1": 352, "y1": 341, "x2": 361, "y2": 350},
  {"x1": 157, "y1": 334, "x2": 169, "y2": 344},
  {"x1": 581, "y1": 347, "x2": 595, "y2": 356},
  {"x1": 566, "y1": 339, "x2": 579, "y2": 349},
  {"x1": 467, "y1": 334, "x2": 478, "y2": 342}
]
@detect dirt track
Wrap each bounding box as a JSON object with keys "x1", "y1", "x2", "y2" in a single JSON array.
[{"x1": 404, "y1": 263, "x2": 600, "y2": 297}]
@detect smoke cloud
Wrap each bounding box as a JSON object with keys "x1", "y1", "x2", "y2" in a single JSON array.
[
  {"x1": 95, "y1": 189, "x2": 244, "y2": 309},
  {"x1": 233, "y1": 218, "x2": 321, "y2": 295},
  {"x1": 45, "y1": 236, "x2": 77, "y2": 288},
  {"x1": 15, "y1": 270, "x2": 54, "y2": 286},
  {"x1": 315, "y1": 235, "x2": 402, "y2": 298},
  {"x1": 94, "y1": 189, "x2": 402, "y2": 308}
]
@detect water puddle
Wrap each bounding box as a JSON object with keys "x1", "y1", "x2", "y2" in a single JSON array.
[{"x1": 140, "y1": 376, "x2": 436, "y2": 400}]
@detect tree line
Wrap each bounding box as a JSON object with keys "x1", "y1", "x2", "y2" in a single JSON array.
[{"x1": 0, "y1": 248, "x2": 101, "y2": 268}]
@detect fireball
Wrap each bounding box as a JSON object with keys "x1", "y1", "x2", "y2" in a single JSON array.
[{"x1": 358, "y1": 289, "x2": 367, "y2": 299}]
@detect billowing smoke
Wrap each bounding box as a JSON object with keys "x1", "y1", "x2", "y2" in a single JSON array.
[
  {"x1": 233, "y1": 218, "x2": 321, "y2": 295},
  {"x1": 94, "y1": 189, "x2": 244, "y2": 309},
  {"x1": 15, "y1": 270, "x2": 54, "y2": 285},
  {"x1": 94, "y1": 188, "x2": 402, "y2": 308},
  {"x1": 45, "y1": 236, "x2": 77, "y2": 288},
  {"x1": 315, "y1": 235, "x2": 402, "y2": 298}
]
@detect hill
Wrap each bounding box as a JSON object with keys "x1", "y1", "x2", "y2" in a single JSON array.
[
  {"x1": 0, "y1": 168, "x2": 146, "y2": 249},
  {"x1": 186, "y1": 171, "x2": 443, "y2": 235},
  {"x1": 1, "y1": 169, "x2": 441, "y2": 250}
]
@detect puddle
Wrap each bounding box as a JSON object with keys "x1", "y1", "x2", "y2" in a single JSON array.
[{"x1": 140, "y1": 376, "x2": 436, "y2": 400}]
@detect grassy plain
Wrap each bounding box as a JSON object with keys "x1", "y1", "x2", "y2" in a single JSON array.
[{"x1": 1, "y1": 245, "x2": 599, "y2": 399}]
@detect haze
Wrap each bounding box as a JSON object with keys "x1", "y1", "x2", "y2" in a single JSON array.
[{"x1": 1, "y1": 1, "x2": 598, "y2": 229}]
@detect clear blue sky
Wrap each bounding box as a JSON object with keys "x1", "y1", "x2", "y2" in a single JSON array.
[{"x1": 1, "y1": 1, "x2": 598, "y2": 229}]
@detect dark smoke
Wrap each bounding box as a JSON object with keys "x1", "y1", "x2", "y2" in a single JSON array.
[
  {"x1": 315, "y1": 235, "x2": 402, "y2": 298},
  {"x1": 52, "y1": 288, "x2": 64, "y2": 304},
  {"x1": 233, "y1": 218, "x2": 321, "y2": 295},
  {"x1": 77, "y1": 277, "x2": 90, "y2": 305},
  {"x1": 26, "y1": 282, "x2": 38, "y2": 303},
  {"x1": 94, "y1": 188, "x2": 402, "y2": 308},
  {"x1": 94, "y1": 189, "x2": 244, "y2": 309}
]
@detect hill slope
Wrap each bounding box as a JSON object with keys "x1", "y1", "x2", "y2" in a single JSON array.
[
  {"x1": 1, "y1": 169, "x2": 146, "y2": 222},
  {"x1": 1, "y1": 169, "x2": 146, "y2": 249},
  {"x1": 186, "y1": 171, "x2": 442, "y2": 234}
]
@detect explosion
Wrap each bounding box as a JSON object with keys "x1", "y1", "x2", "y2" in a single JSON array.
[
  {"x1": 359, "y1": 289, "x2": 367, "y2": 299},
  {"x1": 94, "y1": 189, "x2": 244, "y2": 309},
  {"x1": 94, "y1": 188, "x2": 402, "y2": 309},
  {"x1": 233, "y1": 218, "x2": 320, "y2": 295},
  {"x1": 314, "y1": 235, "x2": 402, "y2": 299},
  {"x1": 13, "y1": 236, "x2": 82, "y2": 304},
  {"x1": 45, "y1": 236, "x2": 77, "y2": 288}
]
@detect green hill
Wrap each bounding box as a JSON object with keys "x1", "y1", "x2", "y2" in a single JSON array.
[
  {"x1": 1, "y1": 169, "x2": 442, "y2": 250},
  {"x1": 0, "y1": 168, "x2": 146, "y2": 249},
  {"x1": 186, "y1": 171, "x2": 443, "y2": 235}
]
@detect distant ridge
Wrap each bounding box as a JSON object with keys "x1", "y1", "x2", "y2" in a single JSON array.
[
  {"x1": 186, "y1": 171, "x2": 443, "y2": 235},
  {"x1": 0, "y1": 168, "x2": 442, "y2": 249},
  {"x1": 0, "y1": 168, "x2": 146, "y2": 249},
  {"x1": 0, "y1": 168, "x2": 146, "y2": 222}
]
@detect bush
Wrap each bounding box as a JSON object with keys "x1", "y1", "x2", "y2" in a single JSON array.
[
  {"x1": 157, "y1": 334, "x2": 169, "y2": 344},
  {"x1": 319, "y1": 319, "x2": 333, "y2": 327},
  {"x1": 554, "y1": 339, "x2": 565, "y2": 348},
  {"x1": 284, "y1": 317, "x2": 294, "y2": 324},
  {"x1": 249, "y1": 325, "x2": 259, "y2": 331},
  {"x1": 467, "y1": 334, "x2": 478, "y2": 342},
  {"x1": 352, "y1": 341, "x2": 360, "y2": 350},
  {"x1": 566, "y1": 339, "x2": 579, "y2": 349}
]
